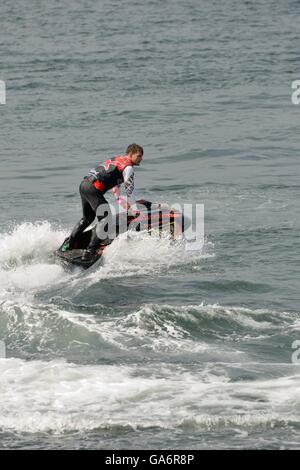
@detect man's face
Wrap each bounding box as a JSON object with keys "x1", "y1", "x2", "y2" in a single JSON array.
[{"x1": 130, "y1": 151, "x2": 143, "y2": 166}]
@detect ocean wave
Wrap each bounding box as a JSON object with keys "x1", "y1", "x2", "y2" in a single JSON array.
[{"x1": 2, "y1": 300, "x2": 299, "y2": 359}]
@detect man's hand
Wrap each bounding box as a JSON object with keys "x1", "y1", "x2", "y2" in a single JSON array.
[
  {"x1": 116, "y1": 196, "x2": 129, "y2": 210},
  {"x1": 128, "y1": 203, "x2": 140, "y2": 217},
  {"x1": 116, "y1": 197, "x2": 140, "y2": 217}
]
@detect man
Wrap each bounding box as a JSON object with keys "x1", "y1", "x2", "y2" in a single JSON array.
[{"x1": 62, "y1": 143, "x2": 143, "y2": 261}]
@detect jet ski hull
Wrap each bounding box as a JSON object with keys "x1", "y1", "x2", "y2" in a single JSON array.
[{"x1": 55, "y1": 200, "x2": 189, "y2": 270}]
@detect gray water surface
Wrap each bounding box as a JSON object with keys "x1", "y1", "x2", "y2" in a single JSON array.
[{"x1": 0, "y1": 0, "x2": 300, "y2": 449}]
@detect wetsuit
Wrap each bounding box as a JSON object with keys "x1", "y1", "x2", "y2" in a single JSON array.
[{"x1": 69, "y1": 155, "x2": 137, "y2": 250}]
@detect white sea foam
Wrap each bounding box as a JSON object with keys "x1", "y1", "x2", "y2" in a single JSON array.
[
  {"x1": 0, "y1": 222, "x2": 210, "y2": 298},
  {"x1": 0, "y1": 222, "x2": 71, "y2": 302},
  {"x1": 0, "y1": 358, "x2": 299, "y2": 434},
  {"x1": 0, "y1": 221, "x2": 65, "y2": 266},
  {"x1": 69, "y1": 230, "x2": 212, "y2": 292}
]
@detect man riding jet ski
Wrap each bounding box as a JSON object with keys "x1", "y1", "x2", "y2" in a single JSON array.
[
  {"x1": 60, "y1": 143, "x2": 144, "y2": 262},
  {"x1": 56, "y1": 144, "x2": 189, "y2": 269}
]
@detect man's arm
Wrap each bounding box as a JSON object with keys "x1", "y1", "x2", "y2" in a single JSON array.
[
  {"x1": 112, "y1": 185, "x2": 130, "y2": 211},
  {"x1": 123, "y1": 166, "x2": 139, "y2": 213}
]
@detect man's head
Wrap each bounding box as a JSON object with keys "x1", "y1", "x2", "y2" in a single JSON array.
[{"x1": 126, "y1": 143, "x2": 143, "y2": 166}]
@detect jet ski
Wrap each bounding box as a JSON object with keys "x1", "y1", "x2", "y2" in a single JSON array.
[{"x1": 55, "y1": 200, "x2": 189, "y2": 269}]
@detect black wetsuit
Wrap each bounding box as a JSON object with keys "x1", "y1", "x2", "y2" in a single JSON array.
[
  {"x1": 69, "y1": 155, "x2": 135, "y2": 250},
  {"x1": 70, "y1": 180, "x2": 110, "y2": 250}
]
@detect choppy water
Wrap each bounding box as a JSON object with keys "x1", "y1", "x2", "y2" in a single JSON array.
[{"x1": 1, "y1": 0, "x2": 300, "y2": 450}]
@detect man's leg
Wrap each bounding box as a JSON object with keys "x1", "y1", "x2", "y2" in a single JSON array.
[
  {"x1": 81, "y1": 194, "x2": 112, "y2": 261},
  {"x1": 62, "y1": 181, "x2": 96, "y2": 251},
  {"x1": 88, "y1": 202, "x2": 112, "y2": 250}
]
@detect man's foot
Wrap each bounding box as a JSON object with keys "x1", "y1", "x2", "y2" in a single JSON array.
[
  {"x1": 61, "y1": 238, "x2": 71, "y2": 252},
  {"x1": 81, "y1": 248, "x2": 98, "y2": 262}
]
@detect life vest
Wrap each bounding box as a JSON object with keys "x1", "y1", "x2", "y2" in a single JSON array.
[{"x1": 87, "y1": 155, "x2": 132, "y2": 192}]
